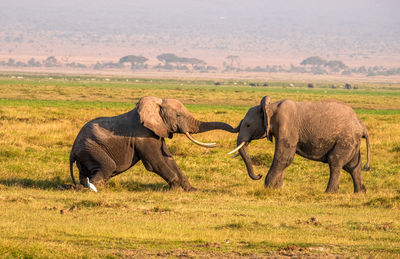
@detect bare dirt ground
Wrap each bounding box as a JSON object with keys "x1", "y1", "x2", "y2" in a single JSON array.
[{"x1": 116, "y1": 246, "x2": 345, "y2": 258}]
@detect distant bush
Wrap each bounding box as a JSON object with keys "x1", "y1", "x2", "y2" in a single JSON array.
[
  {"x1": 27, "y1": 58, "x2": 41, "y2": 67},
  {"x1": 43, "y1": 56, "x2": 60, "y2": 67},
  {"x1": 156, "y1": 53, "x2": 208, "y2": 71},
  {"x1": 119, "y1": 55, "x2": 148, "y2": 70},
  {"x1": 65, "y1": 62, "x2": 87, "y2": 69},
  {"x1": 300, "y1": 56, "x2": 327, "y2": 66},
  {"x1": 93, "y1": 62, "x2": 123, "y2": 70}
]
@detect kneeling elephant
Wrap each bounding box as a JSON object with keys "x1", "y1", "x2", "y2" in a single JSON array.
[{"x1": 70, "y1": 96, "x2": 235, "y2": 191}]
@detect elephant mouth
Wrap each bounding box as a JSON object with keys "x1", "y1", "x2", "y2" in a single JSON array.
[{"x1": 184, "y1": 132, "x2": 217, "y2": 148}]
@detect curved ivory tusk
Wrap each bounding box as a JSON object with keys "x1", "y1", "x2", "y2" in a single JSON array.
[
  {"x1": 185, "y1": 132, "x2": 217, "y2": 148},
  {"x1": 228, "y1": 141, "x2": 246, "y2": 155}
]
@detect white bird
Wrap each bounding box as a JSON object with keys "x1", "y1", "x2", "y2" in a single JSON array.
[{"x1": 85, "y1": 177, "x2": 97, "y2": 192}]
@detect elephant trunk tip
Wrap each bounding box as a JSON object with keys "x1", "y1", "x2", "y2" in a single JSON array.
[
  {"x1": 251, "y1": 174, "x2": 263, "y2": 180},
  {"x1": 237, "y1": 142, "x2": 263, "y2": 181}
]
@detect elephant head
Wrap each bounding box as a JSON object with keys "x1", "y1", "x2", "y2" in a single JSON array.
[
  {"x1": 137, "y1": 96, "x2": 235, "y2": 146},
  {"x1": 229, "y1": 96, "x2": 273, "y2": 180}
]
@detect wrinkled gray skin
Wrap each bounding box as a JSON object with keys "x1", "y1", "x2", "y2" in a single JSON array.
[
  {"x1": 70, "y1": 96, "x2": 235, "y2": 191},
  {"x1": 233, "y1": 96, "x2": 370, "y2": 193}
]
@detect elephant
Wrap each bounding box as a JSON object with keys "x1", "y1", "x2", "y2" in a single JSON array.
[
  {"x1": 229, "y1": 96, "x2": 370, "y2": 193},
  {"x1": 70, "y1": 96, "x2": 235, "y2": 192}
]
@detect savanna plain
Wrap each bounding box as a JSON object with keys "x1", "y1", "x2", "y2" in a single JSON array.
[{"x1": 0, "y1": 73, "x2": 399, "y2": 258}]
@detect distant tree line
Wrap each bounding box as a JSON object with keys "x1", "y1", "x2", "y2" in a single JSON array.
[
  {"x1": 1, "y1": 54, "x2": 400, "y2": 76},
  {"x1": 154, "y1": 53, "x2": 217, "y2": 72},
  {"x1": 0, "y1": 56, "x2": 87, "y2": 69},
  {"x1": 242, "y1": 56, "x2": 400, "y2": 76},
  {"x1": 0, "y1": 53, "x2": 217, "y2": 72}
]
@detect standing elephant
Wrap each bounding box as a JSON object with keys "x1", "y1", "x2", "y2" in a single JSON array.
[
  {"x1": 70, "y1": 96, "x2": 235, "y2": 192},
  {"x1": 229, "y1": 96, "x2": 370, "y2": 193}
]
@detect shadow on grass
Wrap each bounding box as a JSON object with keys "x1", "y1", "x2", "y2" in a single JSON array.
[
  {"x1": 0, "y1": 177, "x2": 64, "y2": 190},
  {"x1": 107, "y1": 180, "x2": 168, "y2": 192},
  {"x1": 0, "y1": 177, "x2": 174, "y2": 192}
]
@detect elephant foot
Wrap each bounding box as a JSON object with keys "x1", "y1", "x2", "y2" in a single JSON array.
[
  {"x1": 80, "y1": 175, "x2": 106, "y2": 187},
  {"x1": 184, "y1": 186, "x2": 197, "y2": 192},
  {"x1": 178, "y1": 180, "x2": 196, "y2": 192},
  {"x1": 325, "y1": 186, "x2": 339, "y2": 193},
  {"x1": 362, "y1": 165, "x2": 370, "y2": 171},
  {"x1": 354, "y1": 184, "x2": 367, "y2": 193},
  {"x1": 168, "y1": 183, "x2": 196, "y2": 192},
  {"x1": 264, "y1": 178, "x2": 284, "y2": 189},
  {"x1": 264, "y1": 183, "x2": 282, "y2": 189},
  {"x1": 73, "y1": 184, "x2": 86, "y2": 191},
  {"x1": 265, "y1": 172, "x2": 284, "y2": 189},
  {"x1": 168, "y1": 181, "x2": 181, "y2": 190}
]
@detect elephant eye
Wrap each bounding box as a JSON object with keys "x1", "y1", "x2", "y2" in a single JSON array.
[{"x1": 246, "y1": 124, "x2": 250, "y2": 128}]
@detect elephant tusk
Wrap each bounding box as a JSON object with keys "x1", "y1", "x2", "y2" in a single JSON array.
[
  {"x1": 184, "y1": 132, "x2": 217, "y2": 148},
  {"x1": 228, "y1": 141, "x2": 246, "y2": 155},
  {"x1": 85, "y1": 177, "x2": 98, "y2": 193}
]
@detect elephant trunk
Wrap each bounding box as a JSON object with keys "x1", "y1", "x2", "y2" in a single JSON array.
[
  {"x1": 183, "y1": 118, "x2": 235, "y2": 148},
  {"x1": 197, "y1": 121, "x2": 236, "y2": 133},
  {"x1": 237, "y1": 142, "x2": 262, "y2": 180}
]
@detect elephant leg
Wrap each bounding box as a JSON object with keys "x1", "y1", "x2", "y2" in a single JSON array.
[
  {"x1": 265, "y1": 138, "x2": 296, "y2": 188},
  {"x1": 138, "y1": 139, "x2": 184, "y2": 190},
  {"x1": 343, "y1": 150, "x2": 366, "y2": 193},
  {"x1": 78, "y1": 150, "x2": 117, "y2": 186},
  {"x1": 325, "y1": 142, "x2": 353, "y2": 193},
  {"x1": 76, "y1": 160, "x2": 89, "y2": 185},
  {"x1": 164, "y1": 155, "x2": 195, "y2": 191},
  {"x1": 160, "y1": 139, "x2": 195, "y2": 191},
  {"x1": 142, "y1": 156, "x2": 182, "y2": 190},
  {"x1": 326, "y1": 162, "x2": 342, "y2": 193}
]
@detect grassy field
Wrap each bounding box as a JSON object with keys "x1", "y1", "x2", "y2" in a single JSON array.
[{"x1": 0, "y1": 73, "x2": 399, "y2": 258}]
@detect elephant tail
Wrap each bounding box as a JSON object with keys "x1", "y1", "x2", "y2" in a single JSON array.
[
  {"x1": 362, "y1": 130, "x2": 370, "y2": 171},
  {"x1": 69, "y1": 155, "x2": 77, "y2": 186}
]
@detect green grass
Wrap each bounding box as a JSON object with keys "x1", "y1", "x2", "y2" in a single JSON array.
[{"x1": 0, "y1": 74, "x2": 399, "y2": 257}]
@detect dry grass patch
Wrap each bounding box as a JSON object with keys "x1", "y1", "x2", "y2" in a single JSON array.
[{"x1": 0, "y1": 74, "x2": 399, "y2": 257}]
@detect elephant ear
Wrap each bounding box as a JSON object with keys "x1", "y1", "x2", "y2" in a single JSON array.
[
  {"x1": 260, "y1": 96, "x2": 273, "y2": 141},
  {"x1": 136, "y1": 96, "x2": 169, "y2": 138}
]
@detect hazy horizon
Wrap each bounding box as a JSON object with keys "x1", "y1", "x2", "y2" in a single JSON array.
[{"x1": 1, "y1": 0, "x2": 399, "y2": 67}]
